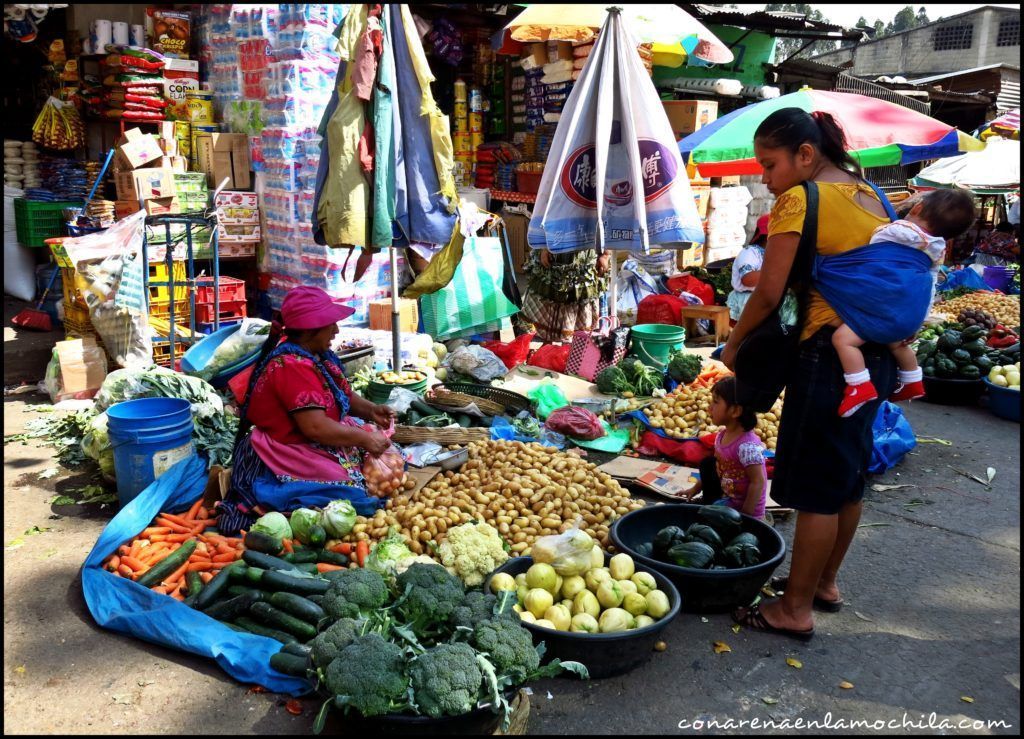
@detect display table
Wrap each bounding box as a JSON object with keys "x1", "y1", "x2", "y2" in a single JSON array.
[{"x1": 678, "y1": 305, "x2": 731, "y2": 345}]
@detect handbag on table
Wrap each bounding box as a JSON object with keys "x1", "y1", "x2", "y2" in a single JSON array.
[{"x1": 565, "y1": 316, "x2": 631, "y2": 382}]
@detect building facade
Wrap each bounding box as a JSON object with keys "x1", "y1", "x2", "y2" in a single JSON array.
[{"x1": 809, "y1": 6, "x2": 1020, "y2": 79}]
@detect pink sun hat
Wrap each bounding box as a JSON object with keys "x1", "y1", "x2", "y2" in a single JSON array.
[{"x1": 280, "y1": 286, "x2": 355, "y2": 330}]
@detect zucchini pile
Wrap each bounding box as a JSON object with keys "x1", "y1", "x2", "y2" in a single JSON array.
[
  {"x1": 633, "y1": 506, "x2": 763, "y2": 570},
  {"x1": 917, "y1": 323, "x2": 1020, "y2": 381},
  {"x1": 402, "y1": 397, "x2": 492, "y2": 429},
  {"x1": 190, "y1": 548, "x2": 350, "y2": 646}
]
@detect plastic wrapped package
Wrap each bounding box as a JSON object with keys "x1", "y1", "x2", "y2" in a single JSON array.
[
  {"x1": 530, "y1": 520, "x2": 595, "y2": 576},
  {"x1": 545, "y1": 406, "x2": 606, "y2": 440}
]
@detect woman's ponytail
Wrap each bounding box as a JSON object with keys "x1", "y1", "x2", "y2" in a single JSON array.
[
  {"x1": 754, "y1": 108, "x2": 863, "y2": 181},
  {"x1": 810, "y1": 111, "x2": 863, "y2": 181}
]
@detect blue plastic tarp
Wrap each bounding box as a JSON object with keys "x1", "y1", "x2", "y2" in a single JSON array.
[{"x1": 80, "y1": 454, "x2": 311, "y2": 696}]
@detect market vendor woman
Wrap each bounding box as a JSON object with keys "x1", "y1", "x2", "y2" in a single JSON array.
[{"x1": 217, "y1": 286, "x2": 397, "y2": 535}]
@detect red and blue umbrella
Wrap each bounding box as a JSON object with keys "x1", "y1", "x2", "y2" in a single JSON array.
[{"x1": 679, "y1": 88, "x2": 984, "y2": 177}]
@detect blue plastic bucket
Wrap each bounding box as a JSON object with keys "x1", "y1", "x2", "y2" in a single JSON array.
[{"x1": 107, "y1": 397, "x2": 196, "y2": 507}]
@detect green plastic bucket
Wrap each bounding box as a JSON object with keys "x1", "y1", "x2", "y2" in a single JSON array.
[
  {"x1": 630, "y1": 324, "x2": 686, "y2": 369},
  {"x1": 367, "y1": 378, "x2": 428, "y2": 403}
]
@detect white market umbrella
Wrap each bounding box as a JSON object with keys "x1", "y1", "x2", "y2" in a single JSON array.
[{"x1": 913, "y1": 137, "x2": 1019, "y2": 194}]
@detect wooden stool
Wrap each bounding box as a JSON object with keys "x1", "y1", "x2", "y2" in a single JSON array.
[{"x1": 678, "y1": 305, "x2": 731, "y2": 345}]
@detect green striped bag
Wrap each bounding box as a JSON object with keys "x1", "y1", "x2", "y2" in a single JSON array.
[{"x1": 419, "y1": 237, "x2": 519, "y2": 340}]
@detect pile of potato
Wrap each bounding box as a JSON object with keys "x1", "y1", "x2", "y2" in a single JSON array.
[
  {"x1": 642, "y1": 383, "x2": 783, "y2": 451},
  {"x1": 937, "y1": 292, "x2": 1020, "y2": 328},
  {"x1": 341, "y1": 440, "x2": 644, "y2": 554}
]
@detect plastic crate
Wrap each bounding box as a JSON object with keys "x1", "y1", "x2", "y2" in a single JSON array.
[
  {"x1": 195, "y1": 316, "x2": 245, "y2": 334},
  {"x1": 149, "y1": 298, "x2": 191, "y2": 320},
  {"x1": 195, "y1": 298, "x2": 247, "y2": 324},
  {"x1": 14, "y1": 199, "x2": 83, "y2": 247},
  {"x1": 63, "y1": 299, "x2": 91, "y2": 326},
  {"x1": 61, "y1": 267, "x2": 91, "y2": 308},
  {"x1": 46, "y1": 238, "x2": 74, "y2": 268},
  {"x1": 195, "y1": 276, "x2": 247, "y2": 304},
  {"x1": 148, "y1": 260, "x2": 188, "y2": 301}
]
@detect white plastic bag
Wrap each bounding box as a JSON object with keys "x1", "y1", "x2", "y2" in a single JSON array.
[
  {"x1": 196, "y1": 318, "x2": 270, "y2": 380},
  {"x1": 527, "y1": 10, "x2": 704, "y2": 254},
  {"x1": 530, "y1": 519, "x2": 595, "y2": 576},
  {"x1": 443, "y1": 345, "x2": 508, "y2": 382}
]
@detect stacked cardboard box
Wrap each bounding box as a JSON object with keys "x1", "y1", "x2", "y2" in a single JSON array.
[{"x1": 113, "y1": 125, "x2": 190, "y2": 215}]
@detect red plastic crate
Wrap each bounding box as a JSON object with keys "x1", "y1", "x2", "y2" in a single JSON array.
[
  {"x1": 194, "y1": 298, "x2": 247, "y2": 324},
  {"x1": 195, "y1": 276, "x2": 247, "y2": 305}
]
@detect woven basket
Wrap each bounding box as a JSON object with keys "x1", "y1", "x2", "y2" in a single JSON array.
[
  {"x1": 425, "y1": 389, "x2": 505, "y2": 416},
  {"x1": 391, "y1": 425, "x2": 490, "y2": 445}
]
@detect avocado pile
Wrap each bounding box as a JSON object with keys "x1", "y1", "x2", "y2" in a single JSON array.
[
  {"x1": 634, "y1": 506, "x2": 763, "y2": 571},
  {"x1": 917, "y1": 324, "x2": 1021, "y2": 381}
]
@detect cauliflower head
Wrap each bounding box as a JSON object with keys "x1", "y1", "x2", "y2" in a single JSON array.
[{"x1": 437, "y1": 522, "x2": 509, "y2": 587}]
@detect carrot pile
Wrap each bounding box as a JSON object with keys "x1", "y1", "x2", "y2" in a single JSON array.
[
  {"x1": 689, "y1": 363, "x2": 732, "y2": 388},
  {"x1": 101, "y1": 498, "x2": 245, "y2": 601}
]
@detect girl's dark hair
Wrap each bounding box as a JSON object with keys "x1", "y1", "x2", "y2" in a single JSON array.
[
  {"x1": 919, "y1": 189, "x2": 977, "y2": 239},
  {"x1": 754, "y1": 108, "x2": 863, "y2": 181},
  {"x1": 711, "y1": 376, "x2": 758, "y2": 432}
]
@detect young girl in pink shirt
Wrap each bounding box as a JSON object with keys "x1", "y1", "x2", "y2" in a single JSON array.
[{"x1": 683, "y1": 376, "x2": 768, "y2": 520}]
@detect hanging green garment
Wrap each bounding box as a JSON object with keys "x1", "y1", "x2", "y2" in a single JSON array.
[
  {"x1": 371, "y1": 11, "x2": 396, "y2": 248},
  {"x1": 318, "y1": 5, "x2": 371, "y2": 248},
  {"x1": 398, "y1": 4, "x2": 457, "y2": 211},
  {"x1": 401, "y1": 219, "x2": 465, "y2": 299}
]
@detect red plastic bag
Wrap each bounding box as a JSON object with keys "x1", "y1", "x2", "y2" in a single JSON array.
[
  {"x1": 545, "y1": 406, "x2": 605, "y2": 440},
  {"x1": 481, "y1": 332, "x2": 536, "y2": 370},
  {"x1": 666, "y1": 274, "x2": 714, "y2": 306},
  {"x1": 635, "y1": 431, "x2": 712, "y2": 466},
  {"x1": 637, "y1": 294, "x2": 688, "y2": 325},
  {"x1": 527, "y1": 344, "x2": 571, "y2": 373}
]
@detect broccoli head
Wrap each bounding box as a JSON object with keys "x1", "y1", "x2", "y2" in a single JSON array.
[
  {"x1": 311, "y1": 617, "x2": 361, "y2": 668},
  {"x1": 595, "y1": 365, "x2": 632, "y2": 395},
  {"x1": 323, "y1": 567, "x2": 389, "y2": 621},
  {"x1": 452, "y1": 590, "x2": 517, "y2": 632},
  {"x1": 471, "y1": 617, "x2": 540, "y2": 679},
  {"x1": 395, "y1": 563, "x2": 465, "y2": 637},
  {"x1": 325, "y1": 633, "x2": 409, "y2": 717},
  {"x1": 668, "y1": 351, "x2": 704, "y2": 385},
  {"x1": 408, "y1": 643, "x2": 484, "y2": 718}
]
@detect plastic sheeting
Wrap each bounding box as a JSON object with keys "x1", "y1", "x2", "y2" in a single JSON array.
[{"x1": 80, "y1": 454, "x2": 311, "y2": 696}]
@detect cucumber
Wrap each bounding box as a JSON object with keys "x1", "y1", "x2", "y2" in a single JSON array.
[
  {"x1": 455, "y1": 413, "x2": 472, "y2": 428},
  {"x1": 203, "y1": 591, "x2": 264, "y2": 621},
  {"x1": 316, "y1": 550, "x2": 349, "y2": 567},
  {"x1": 233, "y1": 617, "x2": 296, "y2": 644},
  {"x1": 186, "y1": 571, "x2": 204, "y2": 597},
  {"x1": 269, "y1": 652, "x2": 309, "y2": 677},
  {"x1": 195, "y1": 561, "x2": 245, "y2": 610},
  {"x1": 410, "y1": 398, "x2": 437, "y2": 417},
  {"x1": 283, "y1": 550, "x2": 320, "y2": 565},
  {"x1": 228, "y1": 564, "x2": 250, "y2": 582},
  {"x1": 245, "y1": 566, "x2": 268, "y2": 585},
  {"x1": 280, "y1": 642, "x2": 313, "y2": 658},
  {"x1": 291, "y1": 562, "x2": 320, "y2": 576},
  {"x1": 136, "y1": 539, "x2": 198, "y2": 588},
  {"x1": 227, "y1": 584, "x2": 272, "y2": 599},
  {"x1": 244, "y1": 530, "x2": 284, "y2": 555},
  {"x1": 243, "y1": 550, "x2": 304, "y2": 574},
  {"x1": 250, "y1": 602, "x2": 318, "y2": 640},
  {"x1": 307, "y1": 594, "x2": 325, "y2": 606},
  {"x1": 261, "y1": 569, "x2": 331, "y2": 596},
  {"x1": 269, "y1": 591, "x2": 326, "y2": 624}
]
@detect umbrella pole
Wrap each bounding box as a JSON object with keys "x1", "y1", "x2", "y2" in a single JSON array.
[
  {"x1": 390, "y1": 248, "x2": 401, "y2": 370},
  {"x1": 608, "y1": 250, "x2": 618, "y2": 325}
]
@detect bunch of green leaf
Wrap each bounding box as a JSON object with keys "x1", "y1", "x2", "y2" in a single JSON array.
[
  {"x1": 595, "y1": 365, "x2": 634, "y2": 395},
  {"x1": 6, "y1": 410, "x2": 93, "y2": 468},
  {"x1": 617, "y1": 358, "x2": 665, "y2": 397},
  {"x1": 511, "y1": 414, "x2": 541, "y2": 438},
  {"x1": 349, "y1": 367, "x2": 375, "y2": 395},
  {"x1": 688, "y1": 267, "x2": 731, "y2": 304}
]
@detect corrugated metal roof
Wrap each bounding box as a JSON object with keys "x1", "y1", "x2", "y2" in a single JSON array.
[
  {"x1": 681, "y1": 4, "x2": 865, "y2": 39},
  {"x1": 908, "y1": 63, "x2": 1021, "y2": 85}
]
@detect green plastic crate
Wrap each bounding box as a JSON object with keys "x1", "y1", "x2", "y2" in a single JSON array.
[{"x1": 14, "y1": 199, "x2": 84, "y2": 247}]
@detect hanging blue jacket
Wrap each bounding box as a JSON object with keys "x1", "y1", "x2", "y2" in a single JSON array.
[{"x1": 812, "y1": 182, "x2": 936, "y2": 345}]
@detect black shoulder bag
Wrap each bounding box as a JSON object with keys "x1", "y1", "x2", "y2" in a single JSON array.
[{"x1": 734, "y1": 181, "x2": 820, "y2": 413}]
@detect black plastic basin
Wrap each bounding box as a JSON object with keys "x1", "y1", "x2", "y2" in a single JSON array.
[
  {"x1": 486, "y1": 554, "x2": 681, "y2": 680},
  {"x1": 610, "y1": 504, "x2": 785, "y2": 613},
  {"x1": 335, "y1": 702, "x2": 503, "y2": 736}
]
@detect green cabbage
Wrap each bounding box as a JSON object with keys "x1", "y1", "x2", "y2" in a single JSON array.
[
  {"x1": 320, "y1": 500, "x2": 357, "y2": 538},
  {"x1": 251, "y1": 511, "x2": 292, "y2": 541},
  {"x1": 365, "y1": 527, "x2": 415, "y2": 577},
  {"x1": 288, "y1": 508, "x2": 321, "y2": 545}
]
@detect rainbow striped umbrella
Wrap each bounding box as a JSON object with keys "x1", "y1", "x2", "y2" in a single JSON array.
[{"x1": 679, "y1": 89, "x2": 984, "y2": 177}]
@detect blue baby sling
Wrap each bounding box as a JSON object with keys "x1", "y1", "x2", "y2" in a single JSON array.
[{"x1": 811, "y1": 182, "x2": 935, "y2": 345}]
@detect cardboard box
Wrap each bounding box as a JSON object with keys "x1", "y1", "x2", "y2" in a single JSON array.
[
  {"x1": 662, "y1": 100, "x2": 718, "y2": 140},
  {"x1": 194, "y1": 132, "x2": 252, "y2": 190},
  {"x1": 217, "y1": 223, "x2": 261, "y2": 243},
  {"x1": 715, "y1": 175, "x2": 742, "y2": 186},
  {"x1": 114, "y1": 200, "x2": 142, "y2": 219},
  {"x1": 217, "y1": 206, "x2": 260, "y2": 226},
  {"x1": 115, "y1": 167, "x2": 178, "y2": 201},
  {"x1": 144, "y1": 197, "x2": 183, "y2": 216},
  {"x1": 215, "y1": 190, "x2": 259, "y2": 209},
  {"x1": 524, "y1": 42, "x2": 547, "y2": 68},
  {"x1": 54, "y1": 337, "x2": 107, "y2": 397},
  {"x1": 369, "y1": 298, "x2": 419, "y2": 333},
  {"x1": 677, "y1": 243, "x2": 705, "y2": 269},
  {"x1": 115, "y1": 127, "x2": 165, "y2": 171},
  {"x1": 163, "y1": 58, "x2": 200, "y2": 121},
  {"x1": 691, "y1": 184, "x2": 711, "y2": 220}
]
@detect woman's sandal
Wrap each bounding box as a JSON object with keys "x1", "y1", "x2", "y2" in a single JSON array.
[
  {"x1": 733, "y1": 604, "x2": 815, "y2": 642},
  {"x1": 770, "y1": 576, "x2": 844, "y2": 613}
]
